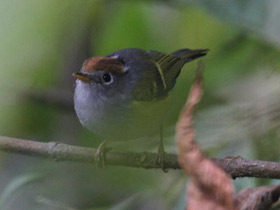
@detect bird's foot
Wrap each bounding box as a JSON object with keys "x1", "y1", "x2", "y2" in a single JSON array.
[
  {"x1": 95, "y1": 140, "x2": 109, "y2": 168},
  {"x1": 156, "y1": 142, "x2": 168, "y2": 173}
]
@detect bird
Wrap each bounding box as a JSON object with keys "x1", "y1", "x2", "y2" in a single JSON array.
[{"x1": 72, "y1": 48, "x2": 208, "y2": 170}]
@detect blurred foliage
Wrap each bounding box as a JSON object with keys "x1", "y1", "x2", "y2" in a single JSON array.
[
  {"x1": 0, "y1": 0, "x2": 280, "y2": 209},
  {"x1": 0, "y1": 174, "x2": 41, "y2": 210}
]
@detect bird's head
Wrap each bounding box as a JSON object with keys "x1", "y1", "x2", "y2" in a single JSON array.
[{"x1": 72, "y1": 56, "x2": 130, "y2": 101}]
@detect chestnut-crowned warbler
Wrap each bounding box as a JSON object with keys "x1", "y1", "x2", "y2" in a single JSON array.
[{"x1": 72, "y1": 48, "x2": 207, "y2": 168}]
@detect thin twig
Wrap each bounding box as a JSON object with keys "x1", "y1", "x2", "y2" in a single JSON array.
[{"x1": 0, "y1": 136, "x2": 279, "y2": 179}]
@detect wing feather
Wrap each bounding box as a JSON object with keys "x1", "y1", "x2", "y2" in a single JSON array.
[{"x1": 132, "y1": 49, "x2": 207, "y2": 101}]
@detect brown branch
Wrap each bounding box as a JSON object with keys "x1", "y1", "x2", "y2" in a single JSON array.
[
  {"x1": 0, "y1": 136, "x2": 280, "y2": 179},
  {"x1": 235, "y1": 185, "x2": 280, "y2": 210},
  {"x1": 0, "y1": 136, "x2": 179, "y2": 169}
]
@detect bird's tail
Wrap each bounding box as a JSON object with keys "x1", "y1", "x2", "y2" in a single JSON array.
[{"x1": 172, "y1": 48, "x2": 209, "y2": 63}]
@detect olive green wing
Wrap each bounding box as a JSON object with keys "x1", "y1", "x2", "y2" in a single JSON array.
[
  {"x1": 132, "y1": 51, "x2": 182, "y2": 101},
  {"x1": 132, "y1": 49, "x2": 208, "y2": 101}
]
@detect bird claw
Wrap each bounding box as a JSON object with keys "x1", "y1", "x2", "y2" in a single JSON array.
[
  {"x1": 156, "y1": 143, "x2": 168, "y2": 173},
  {"x1": 95, "y1": 140, "x2": 109, "y2": 168}
]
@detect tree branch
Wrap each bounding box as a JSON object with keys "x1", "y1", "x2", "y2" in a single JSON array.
[{"x1": 0, "y1": 135, "x2": 280, "y2": 179}]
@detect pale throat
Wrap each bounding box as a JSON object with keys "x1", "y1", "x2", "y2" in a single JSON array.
[{"x1": 74, "y1": 81, "x2": 128, "y2": 128}]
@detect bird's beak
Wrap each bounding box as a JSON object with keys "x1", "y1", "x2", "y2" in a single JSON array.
[{"x1": 72, "y1": 72, "x2": 91, "y2": 83}]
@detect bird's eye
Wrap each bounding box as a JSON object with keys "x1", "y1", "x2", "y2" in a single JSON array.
[{"x1": 102, "y1": 73, "x2": 113, "y2": 84}]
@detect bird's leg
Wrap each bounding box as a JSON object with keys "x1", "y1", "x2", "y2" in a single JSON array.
[
  {"x1": 156, "y1": 125, "x2": 168, "y2": 172},
  {"x1": 95, "y1": 139, "x2": 109, "y2": 168}
]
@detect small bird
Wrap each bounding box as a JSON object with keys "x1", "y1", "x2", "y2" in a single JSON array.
[{"x1": 72, "y1": 48, "x2": 208, "y2": 169}]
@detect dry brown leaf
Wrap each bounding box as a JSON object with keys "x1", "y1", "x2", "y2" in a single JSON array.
[{"x1": 176, "y1": 64, "x2": 236, "y2": 210}]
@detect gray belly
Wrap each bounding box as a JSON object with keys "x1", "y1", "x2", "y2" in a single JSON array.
[{"x1": 75, "y1": 97, "x2": 173, "y2": 141}]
